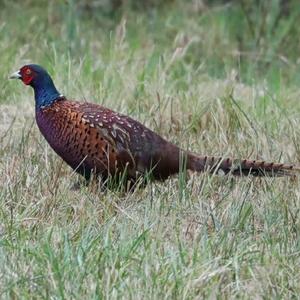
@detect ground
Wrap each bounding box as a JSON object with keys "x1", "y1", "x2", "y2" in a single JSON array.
[{"x1": 1, "y1": 0, "x2": 300, "y2": 298}]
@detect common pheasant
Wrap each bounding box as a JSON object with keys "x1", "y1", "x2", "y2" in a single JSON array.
[{"x1": 10, "y1": 64, "x2": 299, "y2": 188}]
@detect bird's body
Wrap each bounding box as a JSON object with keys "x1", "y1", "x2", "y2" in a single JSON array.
[
  {"x1": 36, "y1": 98, "x2": 181, "y2": 182},
  {"x1": 10, "y1": 64, "x2": 299, "y2": 189}
]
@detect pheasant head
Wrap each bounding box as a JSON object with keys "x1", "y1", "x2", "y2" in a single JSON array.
[{"x1": 10, "y1": 64, "x2": 62, "y2": 109}]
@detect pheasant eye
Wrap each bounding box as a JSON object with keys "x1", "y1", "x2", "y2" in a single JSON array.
[{"x1": 25, "y1": 69, "x2": 32, "y2": 75}]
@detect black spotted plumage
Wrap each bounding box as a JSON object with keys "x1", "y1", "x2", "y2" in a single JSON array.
[{"x1": 36, "y1": 99, "x2": 181, "y2": 182}]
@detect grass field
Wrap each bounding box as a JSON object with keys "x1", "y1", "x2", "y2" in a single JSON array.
[{"x1": 1, "y1": 0, "x2": 300, "y2": 298}]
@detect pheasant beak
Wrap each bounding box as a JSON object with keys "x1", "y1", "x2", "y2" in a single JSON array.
[{"x1": 9, "y1": 71, "x2": 22, "y2": 79}]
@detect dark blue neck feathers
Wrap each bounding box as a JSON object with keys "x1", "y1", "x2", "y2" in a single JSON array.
[{"x1": 31, "y1": 74, "x2": 61, "y2": 109}]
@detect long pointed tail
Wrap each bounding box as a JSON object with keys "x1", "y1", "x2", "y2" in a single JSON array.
[{"x1": 187, "y1": 153, "x2": 300, "y2": 177}]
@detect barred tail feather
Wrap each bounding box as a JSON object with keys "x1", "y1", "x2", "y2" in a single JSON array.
[{"x1": 187, "y1": 154, "x2": 300, "y2": 177}]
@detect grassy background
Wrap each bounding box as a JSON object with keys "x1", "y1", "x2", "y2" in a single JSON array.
[{"x1": 1, "y1": 0, "x2": 300, "y2": 298}]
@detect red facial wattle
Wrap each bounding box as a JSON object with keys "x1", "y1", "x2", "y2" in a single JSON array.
[
  {"x1": 19, "y1": 67, "x2": 35, "y2": 85},
  {"x1": 22, "y1": 74, "x2": 34, "y2": 85}
]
